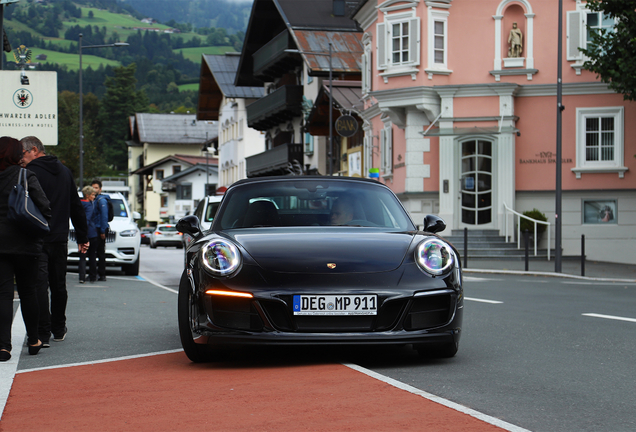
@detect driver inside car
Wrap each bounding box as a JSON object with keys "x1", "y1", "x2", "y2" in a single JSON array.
[{"x1": 330, "y1": 199, "x2": 354, "y2": 225}]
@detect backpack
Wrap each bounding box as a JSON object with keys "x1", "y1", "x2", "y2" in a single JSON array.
[
  {"x1": 98, "y1": 195, "x2": 114, "y2": 222},
  {"x1": 107, "y1": 199, "x2": 114, "y2": 222}
]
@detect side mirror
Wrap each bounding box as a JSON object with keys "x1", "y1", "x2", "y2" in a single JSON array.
[
  {"x1": 132, "y1": 211, "x2": 141, "y2": 221},
  {"x1": 423, "y1": 215, "x2": 446, "y2": 234},
  {"x1": 176, "y1": 215, "x2": 202, "y2": 238}
]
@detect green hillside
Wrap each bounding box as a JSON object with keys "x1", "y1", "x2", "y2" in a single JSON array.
[
  {"x1": 28, "y1": 48, "x2": 122, "y2": 71},
  {"x1": 5, "y1": 4, "x2": 233, "y2": 71},
  {"x1": 174, "y1": 46, "x2": 235, "y2": 64}
]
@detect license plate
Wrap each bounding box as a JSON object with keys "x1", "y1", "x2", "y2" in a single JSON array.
[{"x1": 292, "y1": 295, "x2": 377, "y2": 315}]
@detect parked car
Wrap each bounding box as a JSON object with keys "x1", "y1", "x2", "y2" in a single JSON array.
[
  {"x1": 182, "y1": 195, "x2": 224, "y2": 249},
  {"x1": 150, "y1": 224, "x2": 183, "y2": 249},
  {"x1": 176, "y1": 176, "x2": 463, "y2": 362},
  {"x1": 68, "y1": 192, "x2": 141, "y2": 276},
  {"x1": 140, "y1": 227, "x2": 154, "y2": 245}
]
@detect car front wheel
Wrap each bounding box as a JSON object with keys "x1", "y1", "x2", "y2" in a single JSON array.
[{"x1": 178, "y1": 270, "x2": 215, "y2": 363}]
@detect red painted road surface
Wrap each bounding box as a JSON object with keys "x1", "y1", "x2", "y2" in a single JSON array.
[{"x1": 1, "y1": 352, "x2": 509, "y2": 431}]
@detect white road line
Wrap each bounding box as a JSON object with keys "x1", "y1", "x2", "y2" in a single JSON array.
[
  {"x1": 344, "y1": 363, "x2": 532, "y2": 432},
  {"x1": 0, "y1": 308, "x2": 26, "y2": 421},
  {"x1": 582, "y1": 313, "x2": 636, "y2": 323},
  {"x1": 137, "y1": 274, "x2": 178, "y2": 294},
  {"x1": 465, "y1": 297, "x2": 503, "y2": 304},
  {"x1": 16, "y1": 349, "x2": 184, "y2": 374}
]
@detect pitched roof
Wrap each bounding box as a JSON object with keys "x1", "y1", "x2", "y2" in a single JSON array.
[
  {"x1": 197, "y1": 53, "x2": 265, "y2": 121},
  {"x1": 236, "y1": 0, "x2": 362, "y2": 86},
  {"x1": 132, "y1": 113, "x2": 218, "y2": 144},
  {"x1": 131, "y1": 154, "x2": 218, "y2": 176},
  {"x1": 161, "y1": 164, "x2": 219, "y2": 183},
  {"x1": 202, "y1": 53, "x2": 264, "y2": 99}
]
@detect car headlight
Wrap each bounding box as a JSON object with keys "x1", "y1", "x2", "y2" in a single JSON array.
[
  {"x1": 119, "y1": 229, "x2": 138, "y2": 237},
  {"x1": 201, "y1": 239, "x2": 241, "y2": 276},
  {"x1": 415, "y1": 238, "x2": 455, "y2": 276}
]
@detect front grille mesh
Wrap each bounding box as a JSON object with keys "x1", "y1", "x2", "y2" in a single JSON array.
[{"x1": 69, "y1": 229, "x2": 116, "y2": 243}]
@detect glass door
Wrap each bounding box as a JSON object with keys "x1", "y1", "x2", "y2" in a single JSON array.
[{"x1": 460, "y1": 140, "x2": 493, "y2": 226}]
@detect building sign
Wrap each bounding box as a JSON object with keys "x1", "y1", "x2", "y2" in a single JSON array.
[
  {"x1": 519, "y1": 151, "x2": 572, "y2": 164},
  {"x1": 0, "y1": 71, "x2": 58, "y2": 145},
  {"x1": 335, "y1": 115, "x2": 358, "y2": 138}
]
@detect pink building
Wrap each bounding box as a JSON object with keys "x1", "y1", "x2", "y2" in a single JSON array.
[{"x1": 352, "y1": 0, "x2": 635, "y2": 264}]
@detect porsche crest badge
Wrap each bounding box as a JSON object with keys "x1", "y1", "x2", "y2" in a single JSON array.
[{"x1": 327, "y1": 263, "x2": 336, "y2": 269}]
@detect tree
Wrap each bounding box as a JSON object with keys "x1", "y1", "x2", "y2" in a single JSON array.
[
  {"x1": 97, "y1": 63, "x2": 149, "y2": 170},
  {"x1": 581, "y1": 0, "x2": 636, "y2": 101},
  {"x1": 53, "y1": 91, "x2": 108, "y2": 183}
]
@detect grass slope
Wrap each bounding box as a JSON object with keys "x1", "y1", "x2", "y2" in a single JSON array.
[{"x1": 6, "y1": 5, "x2": 230, "y2": 70}]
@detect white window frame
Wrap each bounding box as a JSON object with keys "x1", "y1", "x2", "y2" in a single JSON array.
[
  {"x1": 425, "y1": 8, "x2": 452, "y2": 79},
  {"x1": 567, "y1": 7, "x2": 617, "y2": 74},
  {"x1": 573, "y1": 107, "x2": 627, "y2": 179},
  {"x1": 376, "y1": 3, "x2": 420, "y2": 83},
  {"x1": 380, "y1": 120, "x2": 393, "y2": 177}
]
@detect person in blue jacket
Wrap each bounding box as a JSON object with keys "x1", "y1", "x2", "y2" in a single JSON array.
[
  {"x1": 79, "y1": 185, "x2": 98, "y2": 283},
  {"x1": 91, "y1": 179, "x2": 110, "y2": 282}
]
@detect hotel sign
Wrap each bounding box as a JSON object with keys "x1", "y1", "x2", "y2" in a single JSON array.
[{"x1": 0, "y1": 71, "x2": 58, "y2": 145}]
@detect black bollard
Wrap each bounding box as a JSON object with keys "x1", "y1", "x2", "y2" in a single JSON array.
[
  {"x1": 581, "y1": 234, "x2": 585, "y2": 277},
  {"x1": 524, "y1": 229, "x2": 529, "y2": 271},
  {"x1": 464, "y1": 227, "x2": 468, "y2": 269}
]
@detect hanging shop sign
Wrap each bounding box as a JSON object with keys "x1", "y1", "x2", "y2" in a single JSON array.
[
  {"x1": 335, "y1": 115, "x2": 358, "y2": 138},
  {"x1": 0, "y1": 71, "x2": 58, "y2": 145}
]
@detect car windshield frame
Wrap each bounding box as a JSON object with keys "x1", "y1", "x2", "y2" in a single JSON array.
[{"x1": 214, "y1": 178, "x2": 416, "y2": 231}]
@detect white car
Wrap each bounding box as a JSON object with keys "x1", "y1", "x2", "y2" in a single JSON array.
[
  {"x1": 67, "y1": 192, "x2": 141, "y2": 276},
  {"x1": 150, "y1": 224, "x2": 183, "y2": 249},
  {"x1": 182, "y1": 195, "x2": 223, "y2": 249}
]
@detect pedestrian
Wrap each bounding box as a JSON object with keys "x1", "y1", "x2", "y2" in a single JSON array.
[
  {"x1": 21, "y1": 136, "x2": 89, "y2": 347},
  {"x1": 0, "y1": 136, "x2": 51, "y2": 360},
  {"x1": 79, "y1": 185, "x2": 98, "y2": 283},
  {"x1": 91, "y1": 179, "x2": 110, "y2": 282}
]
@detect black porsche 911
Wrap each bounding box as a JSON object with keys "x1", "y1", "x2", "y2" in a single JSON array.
[{"x1": 176, "y1": 176, "x2": 463, "y2": 362}]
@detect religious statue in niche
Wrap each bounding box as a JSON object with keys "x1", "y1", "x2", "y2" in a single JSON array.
[{"x1": 507, "y1": 22, "x2": 523, "y2": 58}]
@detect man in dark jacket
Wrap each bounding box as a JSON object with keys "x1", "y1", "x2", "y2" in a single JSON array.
[
  {"x1": 21, "y1": 136, "x2": 89, "y2": 347},
  {"x1": 91, "y1": 180, "x2": 110, "y2": 281}
]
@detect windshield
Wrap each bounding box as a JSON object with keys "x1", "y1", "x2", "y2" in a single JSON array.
[
  {"x1": 158, "y1": 226, "x2": 178, "y2": 232},
  {"x1": 216, "y1": 179, "x2": 415, "y2": 230},
  {"x1": 111, "y1": 199, "x2": 128, "y2": 218}
]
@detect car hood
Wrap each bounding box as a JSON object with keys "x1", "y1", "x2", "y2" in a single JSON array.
[{"x1": 227, "y1": 229, "x2": 415, "y2": 274}]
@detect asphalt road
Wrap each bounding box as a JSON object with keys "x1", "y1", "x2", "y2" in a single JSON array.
[{"x1": 12, "y1": 246, "x2": 636, "y2": 432}]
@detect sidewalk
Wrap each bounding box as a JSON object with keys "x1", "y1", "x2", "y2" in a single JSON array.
[{"x1": 463, "y1": 257, "x2": 636, "y2": 282}]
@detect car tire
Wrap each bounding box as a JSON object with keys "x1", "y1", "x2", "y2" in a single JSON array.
[
  {"x1": 415, "y1": 341, "x2": 458, "y2": 359},
  {"x1": 177, "y1": 243, "x2": 183, "y2": 249},
  {"x1": 178, "y1": 270, "x2": 215, "y2": 363},
  {"x1": 123, "y1": 258, "x2": 140, "y2": 276},
  {"x1": 150, "y1": 242, "x2": 156, "y2": 249}
]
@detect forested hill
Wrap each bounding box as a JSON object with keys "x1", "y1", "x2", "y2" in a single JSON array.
[{"x1": 121, "y1": 0, "x2": 253, "y2": 34}]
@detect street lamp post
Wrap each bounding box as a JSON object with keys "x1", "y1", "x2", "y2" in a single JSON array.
[
  {"x1": 79, "y1": 33, "x2": 128, "y2": 188},
  {"x1": 285, "y1": 43, "x2": 333, "y2": 175}
]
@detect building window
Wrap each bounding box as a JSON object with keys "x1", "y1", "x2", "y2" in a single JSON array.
[
  {"x1": 172, "y1": 165, "x2": 181, "y2": 175},
  {"x1": 176, "y1": 184, "x2": 192, "y2": 200},
  {"x1": 433, "y1": 21, "x2": 445, "y2": 64},
  {"x1": 582, "y1": 199, "x2": 617, "y2": 224},
  {"x1": 160, "y1": 196, "x2": 168, "y2": 207},
  {"x1": 376, "y1": 4, "x2": 420, "y2": 82},
  {"x1": 304, "y1": 132, "x2": 314, "y2": 156},
  {"x1": 391, "y1": 21, "x2": 410, "y2": 64},
  {"x1": 155, "y1": 169, "x2": 164, "y2": 180},
  {"x1": 567, "y1": 8, "x2": 616, "y2": 62},
  {"x1": 573, "y1": 107, "x2": 626, "y2": 178}
]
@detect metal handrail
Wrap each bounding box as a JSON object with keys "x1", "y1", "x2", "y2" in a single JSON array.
[{"x1": 503, "y1": 203, "x2": 551, "y2": 260}]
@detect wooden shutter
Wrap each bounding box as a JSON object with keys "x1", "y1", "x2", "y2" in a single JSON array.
[
  {"x1": 409, "y1": 17, "x2": 421, "y2": 66},
  {"x1": 567, "y1": 10, "x2": 584, "y2": 61},
  {"x1": 377, "y1": 23, "x2": 387, "y2": 70}
]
